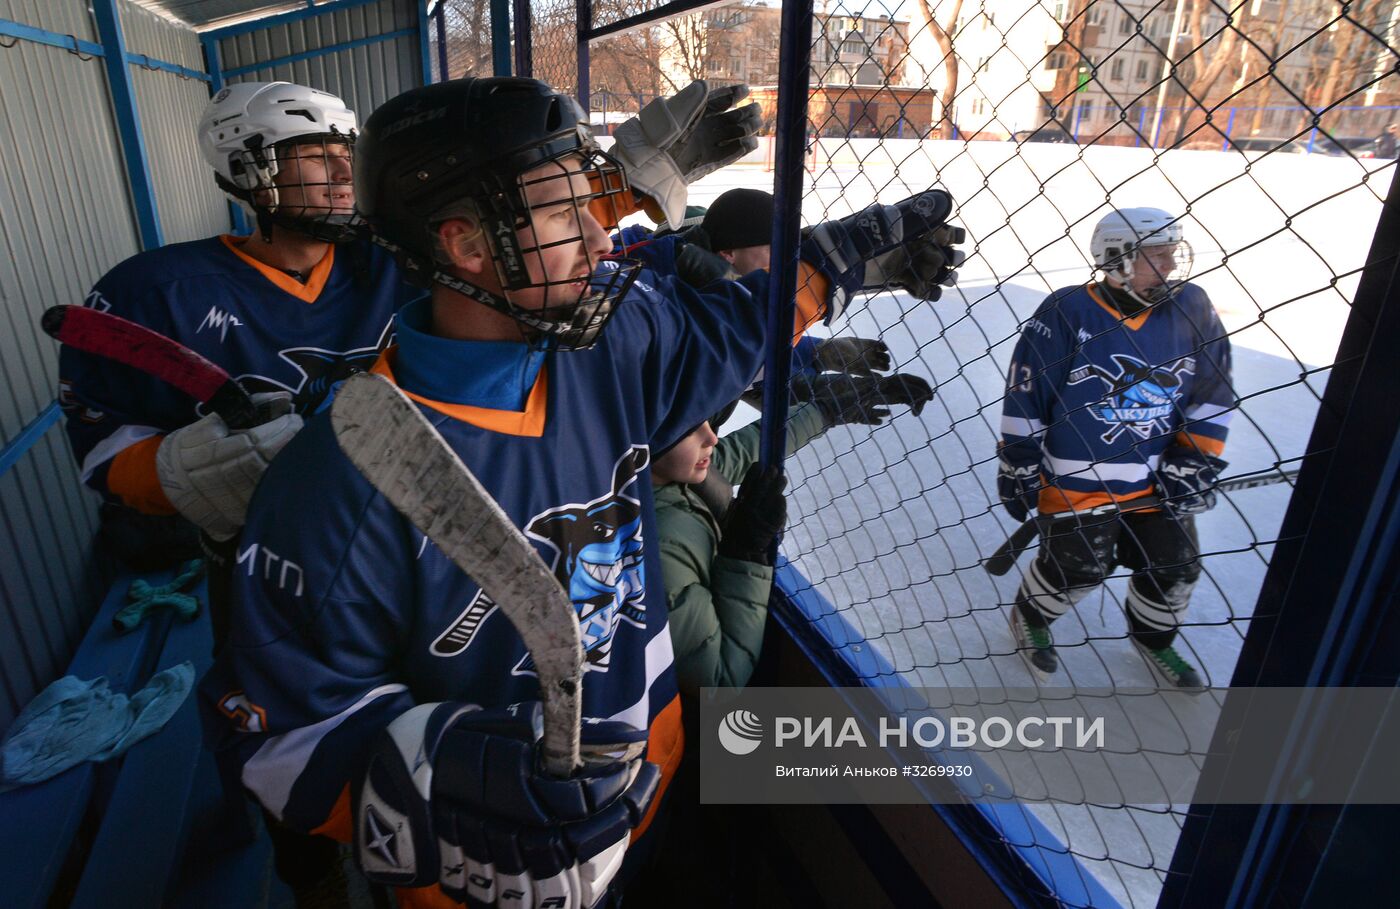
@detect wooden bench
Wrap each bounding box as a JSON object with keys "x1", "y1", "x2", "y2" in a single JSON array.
[{"x1": 0, "y1": 566, "x2": 278, "y2": 908}]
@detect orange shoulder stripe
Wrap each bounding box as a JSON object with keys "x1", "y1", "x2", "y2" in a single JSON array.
[
  {"x1": 1175, "y1": 431, "x2": 1226, "y2": 457},
  {"x1": 310, "y1": 785, "x2": 353, "y2": 842},
  {"x1": 370, "y1": 349, "x2": 547, "y2": 438},
  {"x1": 107, "y1": 435, "x2": 175, "y2": 514}
]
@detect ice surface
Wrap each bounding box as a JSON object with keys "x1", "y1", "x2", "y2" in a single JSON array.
[{"x1": 681, "y1": 139, "x2": 1391, "y2": 906}]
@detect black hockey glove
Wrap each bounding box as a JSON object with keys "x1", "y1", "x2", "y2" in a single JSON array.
[
  {"x1": 354, "y1": 702, "x2": 659, "y2": 908},
  {"x1": 795, "y1": 373, "x2": 934, "y2": 426},
  {"x1": 1156, "y1": 449, "x2": 1228, "y2": 515},
  {"x1": 799, "y1": 191, "x2": 964, "y2": 321},
  {"x1": 674, "y1": 228, "x2": 735, "y2": 287},
  {"x1": 813, "y1": 337, "x2": 892, "y2": 376},
  {"x1": 998, "y1": 449, "x2": 1042, "y2": 523},
  {"x1": 862, "y1": 223, "x2": 966, "y2": 301},
  {"x1": 719, "y1": 464, "x2": 788, "y2": 566}
]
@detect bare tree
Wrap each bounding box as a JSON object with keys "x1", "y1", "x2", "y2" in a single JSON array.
[{"x1": 914, "y1": 0, "x2": 965, "y2": 139}]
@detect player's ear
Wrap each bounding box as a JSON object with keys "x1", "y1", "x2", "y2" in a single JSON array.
[{"x1": 437, "y1": 218, "x2": 488, "y2": 274}]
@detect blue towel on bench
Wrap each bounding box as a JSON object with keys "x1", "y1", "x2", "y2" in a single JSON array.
[{"x1": 0, "y1": 662, "x2": 196, "y2": 792}]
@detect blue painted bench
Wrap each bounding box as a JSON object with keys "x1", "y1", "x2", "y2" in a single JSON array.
[{"x1": 0, "y1": 567, "x2": 278, "y2": 908}]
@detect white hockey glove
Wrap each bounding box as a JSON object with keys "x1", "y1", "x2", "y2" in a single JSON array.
[
  {"x1": 610, "y1": 80, "x2": 762, "y2": 227},
  {"x1": 354, "y1": 702, "x2": 659, "y2": 909},
  {"x1": 800, "y1": 191, "x2": 964, "y2": 321},
  {"x1": 155, "y1": 392, "x2": 302, "y2": 541}
]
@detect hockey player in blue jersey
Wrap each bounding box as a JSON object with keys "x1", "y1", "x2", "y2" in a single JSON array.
[
  {"x1": 999, "y1": 208, "x2": 1234, "y2": 689},
  {"x1": 201, "y1": 77, "x2": 963, "y2": 908},
  {"x1": 57, "y1": 81, "x2": 421, "y2": 577}
]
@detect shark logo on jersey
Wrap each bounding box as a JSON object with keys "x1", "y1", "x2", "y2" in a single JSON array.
[
  {"x1": 196, "y1": 305, "x2": 244, "y2": 342},
  {"x1": 429, "y1": 448, "x2": 650, "y2": 671},
  {"x1": 236, "y1": 319, "x2": 394, "y2": 415},
  {"x1": 1068, "y1": 353, "x2": 1195, "y2": 443}
]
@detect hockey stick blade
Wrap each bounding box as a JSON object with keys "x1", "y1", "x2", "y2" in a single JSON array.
[
  {"x1": 330, "y1": 372, "x2": 582, "y2": 776},
  {"x1": 984, "y1": 466, "x2": 1303, "y2": 577},
  {"x1": 43, "y1": 305, "x2": 258, "y2": 429}
]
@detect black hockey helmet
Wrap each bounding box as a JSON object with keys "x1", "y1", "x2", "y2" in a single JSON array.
[{"x1": 355, "y1": 78, "x2": 640, "y2": 350}]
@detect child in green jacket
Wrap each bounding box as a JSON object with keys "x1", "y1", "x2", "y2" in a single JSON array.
[{"x1": 651, "y1": 371, "x2": 934, "y2": 695}]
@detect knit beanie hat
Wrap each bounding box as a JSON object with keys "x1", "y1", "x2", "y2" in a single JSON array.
[{"x1": 700, "y1": 188, "x2": 774, "y2": 251}]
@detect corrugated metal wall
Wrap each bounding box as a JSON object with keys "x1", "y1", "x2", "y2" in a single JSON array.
[
  {"x1": 213, "y1": 0, "x2": 421, "y2": 121},
  {"x1": 0, "y1": 0, "x2": 223, "y2": 730},
  {"x1": 0, "y1": 0, "x2": 135, "y2": 730}
]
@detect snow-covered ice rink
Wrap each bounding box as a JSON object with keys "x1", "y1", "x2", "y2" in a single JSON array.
[{"x1": 680, "y1": 139, "x2": 1393, "y2": 907}]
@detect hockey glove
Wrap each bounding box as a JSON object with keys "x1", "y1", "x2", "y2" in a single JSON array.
[
  {"x1": 813, "y1": 337, "x2": 892, "y2": 376},
  {"x1": 796, "y1": 373, "x2": 934, "y2": 426},
  {"x1": 719, "y1": 464, "x2": 788, "y2": 566},
  {"x1": 611, "y1": 81, "x2": 762, "y2": 227},
  {"x1": 1156, "y1": 449, "x2": 1228, "y2": 515},
  {"x1": 799, "y1": 191, "x2": 962, "y2": 322},
  {"x1": 355, "y1": 702, "x2": 659, "y2": 909},
  {"x1": 155, "y1": 392, "x2": 302, "y2": 541},
  {"x1": 674, "y1": 229, "x2": 737, "y2": 287},
  {"x1": 997, "y1": 450, "x2": 1043, "y2": 523},
  {"x1": 862, "y1": 224, "x2": 966, "y2": 301}
]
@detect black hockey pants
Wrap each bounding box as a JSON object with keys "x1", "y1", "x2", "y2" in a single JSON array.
[{"x1": 1017, "y1": 509, "x2": 1201, "y2": 650}]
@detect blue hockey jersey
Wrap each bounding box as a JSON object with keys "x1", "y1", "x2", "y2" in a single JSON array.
[
  {"x1": 58, "y1": 235, "x2": 422, "y2": 514},
  {"x1": 201, "y1": 263, "x2": 776, "y2": 847},
  {"x1": 1001, "y1": 282, "x2": 1234, "y2": 514}
]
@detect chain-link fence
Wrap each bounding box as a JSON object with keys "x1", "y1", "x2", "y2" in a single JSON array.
[
  {"x1": 455, "y1": 0, "x2": 1398, "y2": 902},
  {"x1": 774, "y1": 0, "x2": 1394, "y2": 905}
]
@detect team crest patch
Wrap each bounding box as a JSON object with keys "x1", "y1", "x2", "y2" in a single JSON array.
[
  {"x1": 430, "y1": 447, "x2": 650, "y2": 674},
  {"x1": 1068, "y1": 353, "x2": 1194, "y2": 443}
]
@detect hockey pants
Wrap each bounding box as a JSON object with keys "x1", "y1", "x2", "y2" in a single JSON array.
[{"x1": 1017, "y1": 509, "x2": 1201, "y2": 650}]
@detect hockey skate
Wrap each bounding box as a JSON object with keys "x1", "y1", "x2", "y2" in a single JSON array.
[
  {"x1": 1134, "y1": 639, "x2": 1204, "y2": 692},
  {"x1": 1010, "y1": 604, "x2": 1059, "y2": 681}
]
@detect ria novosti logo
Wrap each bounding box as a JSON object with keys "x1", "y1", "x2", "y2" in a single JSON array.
[{"x1": 717, "y1": 709, "x2": 764, "y2": 755}]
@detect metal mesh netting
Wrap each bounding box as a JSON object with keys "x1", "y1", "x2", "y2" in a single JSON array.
[
  {"x1": 432, "y1": 0, "x2": 497, "y2": 79},
  {"x1": 589, "y1": 0, "x2": 1395, "y2": 905}
]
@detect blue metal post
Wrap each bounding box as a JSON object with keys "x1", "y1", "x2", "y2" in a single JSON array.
[
  {"x1": 576, "y1": 0, "x2": 591, "y2": 110},
  {"x1": 417, "y1": 0, "x2": 434, "y2": 85},
  {"x1": 91, "y1": 0, "x2": 163, "y2": 249},
  {"x1": 513, "y1": 0, "x2": 532, "y2": 76},
  {"x1": 758, "y1": 0, "x2": 814, "y2": 475},
  {"x1": 1135, "y1": 106, "x2": 1146, "y2": 147},
  {"x1": 1222, "y1": 106, "x2": 1235, "y2": 151},
  {"x1": 491, "y1": 0, "x2": 511, "y2": 76},
  {"x1": 1305, "y1": 125, "x2": 1318, "y2": 153},
  {"x1": 201, "y1": 35, "x2": 249, "y2": 236}
]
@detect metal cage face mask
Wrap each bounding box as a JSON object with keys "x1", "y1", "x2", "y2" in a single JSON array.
[
  {"x1": 1128, "y1": 240, "x2": 1194, "y2": 303},
  {"x1": 233, "y1": 130, "x2": 362, "y2": 243},
  {"x1": 481, "y1": 146, "x2": 641, "y2": 350}
]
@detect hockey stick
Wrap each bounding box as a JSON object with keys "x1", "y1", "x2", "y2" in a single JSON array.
[
  {"x1": 43, "y1": 304, "x2": 259, "y2": 429},
  {"x1": 984, "y1": 465, "x2": 1303, "y2": 577},
  {"x1": 330, "y1": 372, "x2": 583, "y2": 777}
]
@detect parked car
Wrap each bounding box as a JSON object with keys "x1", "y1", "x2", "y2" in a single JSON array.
[
  {"x1": 1310, "y1": 135, "x2": 1378, "y2": 158},
  {"x1": 1010, "y1": 124, "x2": 1077, "y2": 144},
  {"x1": 1224, "y1": 136, "x2": 1307, "y2": 154}
]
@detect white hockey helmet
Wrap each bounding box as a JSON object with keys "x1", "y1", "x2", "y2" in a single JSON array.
[
  {"x1": 198, "y1": 81, "x2": 359, "y2": 240},
  {"x1": 1090, "y1": 207, "x2": 1191, "y2": 302}
]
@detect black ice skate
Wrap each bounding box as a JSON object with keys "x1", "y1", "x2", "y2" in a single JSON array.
[
  {"x1": 1135, "y1": 639, "x2": 1204, "y2": 692},
  {"x1": 1010, "y1": 604, "x2": 1059, "y2": 681}
]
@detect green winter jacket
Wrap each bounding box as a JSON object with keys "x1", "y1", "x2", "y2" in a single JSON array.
[{"x1": 654, "y1": 403, "x2": 830, "y2": 696}]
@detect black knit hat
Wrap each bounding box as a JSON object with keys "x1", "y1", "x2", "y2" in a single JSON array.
[{"x1": 701, "y1": 188, "x2": 774, "y2": 252}]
